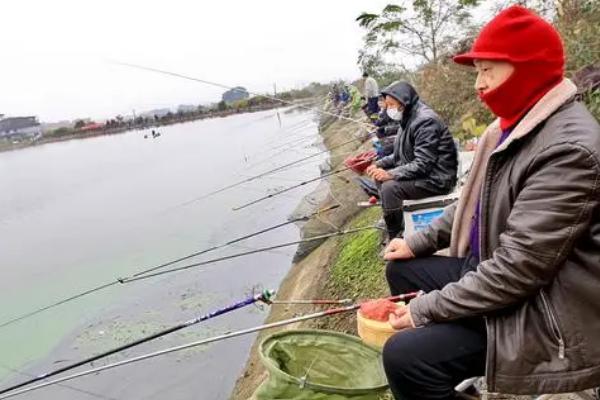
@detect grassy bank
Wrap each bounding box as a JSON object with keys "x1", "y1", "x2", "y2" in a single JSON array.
[
  {"x1": 313, "y1": 207, "x2": 387, "y2": 334},
  {"x1": 230, "y1": 107, "x2": 393, "y2": 399}
]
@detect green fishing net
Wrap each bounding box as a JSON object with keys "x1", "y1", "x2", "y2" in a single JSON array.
[{"x1": 252, "y1": 330, "x2": 388, "y2": 400}]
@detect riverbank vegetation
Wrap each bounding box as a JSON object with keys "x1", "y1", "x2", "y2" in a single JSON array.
[
  {"x1": 0, "y1": 82, "x2": 330, "y2": 153},
  {"x1": 357, "y1": 0, "x2": 599, "y2": 144},
  {"x1": 48, "y1": 83, "x2": 330, "y2": 138}
]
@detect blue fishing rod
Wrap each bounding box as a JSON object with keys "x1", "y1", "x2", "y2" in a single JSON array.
[
  {"x1": 0, "y1": 290, "x2": 275, "y2": 396},
  {"x1": 0, "y1": 292, "x2": 421, "y2": 400}
]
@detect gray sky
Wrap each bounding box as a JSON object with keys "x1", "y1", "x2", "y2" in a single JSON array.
[{"x1": 0, "y1": 0, "x2": 392, "y2": 122}]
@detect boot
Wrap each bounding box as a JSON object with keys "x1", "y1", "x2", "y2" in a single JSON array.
[{"x1": 383, "y1": 210, "x2": 405, "y2": 240}]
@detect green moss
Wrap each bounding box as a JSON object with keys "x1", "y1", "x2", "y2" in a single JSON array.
[
  {"x1": 321, "y1": 207, "x2": 394, "y2": 399},
  {"x1": 329, "y1": 207, "x2": 387, "y2": 300}
]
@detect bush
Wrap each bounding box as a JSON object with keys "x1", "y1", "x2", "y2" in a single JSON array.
[{"x1": 365, "y1": 0, "x2": 599, "y2": 144}]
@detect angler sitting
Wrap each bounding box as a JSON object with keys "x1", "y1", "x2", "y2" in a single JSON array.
[
  {"x1": 381, "y1": 6, "x2": 600, "y2": 400},
  {"x1": 365, "y1": 81, "x2": 458, "y2": 240}
]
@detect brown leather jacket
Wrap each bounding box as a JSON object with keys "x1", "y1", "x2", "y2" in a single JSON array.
[{"x1": 405, "y1": 79, "x2": 600, "y2": 394}]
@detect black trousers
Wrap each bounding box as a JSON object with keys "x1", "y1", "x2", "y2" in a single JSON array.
[
  {"x1": 383, "y1": 256, "x2": 486, "y2": 400},
  {"x1": 367, "y1": 96, "x2": 380, "y2": 116},
  {"x1": 378, "y1": 180, "x2": 443, "y2": 239}
]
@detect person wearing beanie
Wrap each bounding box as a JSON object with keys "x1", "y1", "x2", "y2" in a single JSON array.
[{"x1": 381, "y1": 5, "x2": 600, "y2": 399}]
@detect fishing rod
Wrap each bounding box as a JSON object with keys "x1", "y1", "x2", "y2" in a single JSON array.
[
  {"x1": 240, "y1": 117, "x2": 319, "y2": 167},
  {"x1": 119, "y1": 226, "x2": 377, "y2": 284},
  {"x1": 174, "y1": 135, "x2": 361, "y2": 208},
  {"x1": 242, "y1": 139, "x2": 320, "y2": 174},
  {"x1": 0, "y1": 292, "x2": 420, "y2": 399},
  {"x1": 129, "y1": 204, "x2": 339, "y2": 279},
  {"x1": 263, "y1": 118, "x2": 319, "y2": 147},
  {"x1": 247, "y1": 132, "x2": 320, "y2": 168},
  {"x1": 238, "y1": 148, "x2": 361, "y2": 187},
  {"x1": 268, "y1": 298, "x2": 354, "y2": 305},
  {"x1": 112, "y1": 61, "x2": 373, "y2": 129},
  {"x1": 0, "y1": 290, "x2": 274, "y2": 396},
  {"x1": 0, "y1": 205, "x2": 339, "y2": 329},
  {"x1": 232, "y1": 167, "x2": 352, "y2": 211},
  {"x1": 234, "y1": 150, "x2": 379, "y2": 210},
  {"x1": 0, "y1": 364, "x2": 120, "y2": 400},
  {"x1": 268, "y1": 127, "x2": 318, "y2": 151}
]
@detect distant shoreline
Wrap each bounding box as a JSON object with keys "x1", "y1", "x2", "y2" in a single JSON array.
[{"x1": 0, "y1": 101, "x2": 305, "y2": 154}]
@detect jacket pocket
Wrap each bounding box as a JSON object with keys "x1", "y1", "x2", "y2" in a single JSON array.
[{"x1": 539, "y1": 290, "x2": 566, "y2": 360}]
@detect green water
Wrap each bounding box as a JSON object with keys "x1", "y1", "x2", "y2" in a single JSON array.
[{"x1": 0, "y1": 108, "x2": 323, "y2": 399}]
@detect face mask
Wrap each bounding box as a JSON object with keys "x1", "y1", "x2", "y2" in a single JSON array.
[
  {"x1": 479, "y1": 63, "x2": 562, "y2": 130},
  {"x1": 386, "y1": 107, "x2": 402, "y2": 121}
]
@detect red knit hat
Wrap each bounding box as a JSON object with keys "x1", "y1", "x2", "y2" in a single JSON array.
[{"x1": 454, "y1": 5, "x2": 565, "y2": 129}]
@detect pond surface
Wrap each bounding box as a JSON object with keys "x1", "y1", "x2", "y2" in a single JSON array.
[{"x1": 0, "y1": 107, "x2": 327, "y2": 400}]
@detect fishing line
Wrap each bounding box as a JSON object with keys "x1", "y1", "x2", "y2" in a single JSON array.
[
  {"x1": 244, "y1": 133, "x2": 320, "y2": 170},
  {"x1": 251, "y1": 148, "x2": 359, "y2": 176},
  {"x1": 238, "y1": 118, "x2": 319, "y2": 167},
  {"x1": 267, "y1": 127, "x2": 319, "y2": 151},
  {"x1": 232, "y1": 167, "x2": 353, "y2": 211},
  {"x1": 170, "y1": 136, "x2": 361, "y2": 208}
]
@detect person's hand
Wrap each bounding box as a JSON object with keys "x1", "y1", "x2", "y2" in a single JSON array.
[
  {"x1": 388, "y1": 304, "x2": 415, "y2": 330},
  {"x1": 365, "y1": 164, "x2": 377, "y2": 176},
  {"x1": 373, "y1": 169, "x2": 393, "y2": 181},
  {"x1": 383, "y1": 238, "x2": 415, "y2": 261},
  {"x1": 367, "y1": 167, "x2": 392, "y2": 181}
]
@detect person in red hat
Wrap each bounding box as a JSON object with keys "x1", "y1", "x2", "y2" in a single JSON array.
[{"x1": 381, "y1": 5, "x2": 600, "y2": 399}]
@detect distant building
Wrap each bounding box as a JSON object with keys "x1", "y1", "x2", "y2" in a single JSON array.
[
  {"x1": 222, "y1": 87, "x2": 249, "y2": 104},
  {"x1": 0, "y1": 116, "x2": 42, "y2": 139}
]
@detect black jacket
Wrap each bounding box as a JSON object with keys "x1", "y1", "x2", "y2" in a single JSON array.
[
  {"x1": 376, "y1": 81, "x2": 458, "y2": 192},
  {"x1": 374, "y1": 111, "x2": 401, "y2": 139}
]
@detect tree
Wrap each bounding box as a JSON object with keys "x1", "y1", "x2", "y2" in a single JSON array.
[
  {"x1": 356, "y1": 1, "x2": 478, "y2": 66},
  {"x1": 74, "y1": 119, "x2": 86, "y2": 129},
  {"x1": 217, "y1": 101, "x2": 228, "y2": 111}
]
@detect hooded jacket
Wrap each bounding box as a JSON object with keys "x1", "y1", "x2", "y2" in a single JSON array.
[{"x1": 375, "y1": 81, "x2": 458, "y2": 193}]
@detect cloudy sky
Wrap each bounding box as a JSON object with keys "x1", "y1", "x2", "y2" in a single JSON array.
[{"x1": 0, "y1": 0, "x2": 395, "y2": 122}]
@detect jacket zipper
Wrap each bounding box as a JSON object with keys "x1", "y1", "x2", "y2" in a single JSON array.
[
  {"x1": 480, "y1": 158, "x2": 494, "y2": 391},
  {"x1": 540, "y1": 290, "x2": 566, "y2": 359}
]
